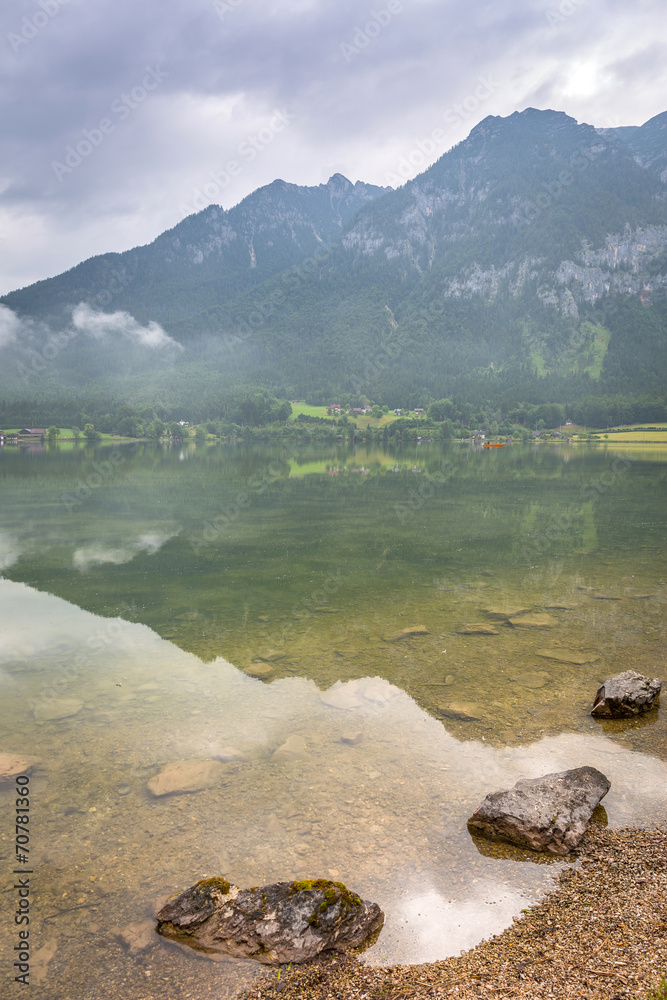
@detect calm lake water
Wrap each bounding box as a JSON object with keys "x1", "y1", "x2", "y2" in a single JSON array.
[{"x1": 0, "y1": 440, "x2": 665, "y2": 998}]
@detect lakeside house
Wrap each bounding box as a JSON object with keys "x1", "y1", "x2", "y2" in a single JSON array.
[{"x1": 19, "y1": 428, "x2": 46, "y2": 439}]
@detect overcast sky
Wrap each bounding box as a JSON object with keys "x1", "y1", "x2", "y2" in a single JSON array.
[{"x1": 1, "y1": 0, "x2": 665, "y2": 295}]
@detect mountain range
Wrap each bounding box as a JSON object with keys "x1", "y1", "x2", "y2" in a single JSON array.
[{"x1": 2, "y1": 107, "x2": 666, "y2": 416}]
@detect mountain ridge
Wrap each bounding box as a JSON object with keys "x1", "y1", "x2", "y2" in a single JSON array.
[{"x1": 1, "y1": 108, "x2": 665, "y2": 411}]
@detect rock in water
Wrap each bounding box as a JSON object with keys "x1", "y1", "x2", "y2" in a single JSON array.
[
  {"x1": 437, "y1": 701, "x2": 481, "y2": 721},
  {"x1": 388, "y1": 625, "x2": 429, "y2": 641},
  {"x1": 0, "y1": 752, "x2": 37, "y2": 783},
  {"x1": 33, "y1": 698, "x2": 83, "y2": 721},
  {"x1": 455, "y1": 623, "x2": 499, "y2": 635},
  {"x1": 536, "y1": 648, "x2": 599, "y2": 665},
  {"x1": 156, "y1": 877, "x2": 384, "y2": 964},
  {"x1": 245, "y1": 663, "x2": 274, "y2": 680},
  {"x1": 591, "y1": 670, "x2": 662, "y2": 717},
  {"x1": 467, "y1": 766, "x2": 611, "y2": 855},
  {"x1": 147, "y1": 759, "x2": 225, "y2": 796},
  {"x1": 510, "y1": 671, "x2": 551, "y2": 689},
  {"x1": 508, "y1": 613, "x2": 558, "y2": 629},
  {"x1": 482, "y1": 606, "x2": 531, "y2": 621},
  {"x1": 271, "y1": 736, "x2": 307, "y2": 762}
]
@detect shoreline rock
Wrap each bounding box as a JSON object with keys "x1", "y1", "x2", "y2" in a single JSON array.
[
  {"x1": 156, "y1": 877, "x2": 384, "y2": 964},
  {"x1": 591, "y1": 669, "x2": 662, "y2": 717},
  {"x1": 467, "y1": 766, "x2": 611, "y2": 855}
]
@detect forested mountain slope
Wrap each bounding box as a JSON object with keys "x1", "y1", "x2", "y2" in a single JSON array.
[{"x1": 1, "y1": 109, "x2": 665, "y2": 413}]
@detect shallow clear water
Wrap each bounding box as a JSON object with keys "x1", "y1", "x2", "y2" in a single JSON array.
[{"x1": 0, "y1": 440, "x2": 665, "y2": 997}]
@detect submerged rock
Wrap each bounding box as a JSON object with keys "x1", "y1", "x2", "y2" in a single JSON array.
[
  {"x1": 115, "y1": 919, "x2": 156, "y2": 955},
  {"x1": 271, "y1": 736, "x2": 307, "y2": 762},
  {"x1": 147, "y1": 759, "x2": 225, "y2": 797},
  {"x1": 456, "y1": 623, "x2": 499, "y2": 635},
  {"x1": 510, "y1": 671, "x2": 551, "y2": 689},
  {"x1": 482, "y1": 606, "x2": 531, "y2": 621},
  {"x1": 508, "y1": 613, "x2": 558, "y2": 629},
  {"x1": 591, "y1": 670, "x2": 662, "y2": 718},
  {"x1": 438, "y1": 701, "x2": 481, "y2": 721},
  {"x1": 245, "y1": 663, "x2": 274, "y2": 680},
  {"x1": 467, "y1": 766, "x2": 611, "y2": 855},
  {"x1": 388, "y1": 625, "x2": 429, "y2": 641},
  {"x1": 155, "y1": 876, "x2": 384, "y2": 964},
  {"x1": 536, "y1": 648, "x2": 599, "y2": 665},
  {"x1": 33, "y1": 698, "x2": 83, "y2": 721},
  {"x1": 340, "y1": 730, "x2": 364, "y2": 745},
  {"x1": 0, "y1": 752, "x2": 37, "y2": 783}
]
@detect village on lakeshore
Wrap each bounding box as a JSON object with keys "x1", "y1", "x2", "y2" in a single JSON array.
[{"x1": 2, "y1": 407, "x2": 667, "y2": 451}]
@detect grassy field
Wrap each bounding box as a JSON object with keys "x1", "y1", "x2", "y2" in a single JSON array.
[
  {"x1": 589, "y1": 424, "x2": 667, "y2": 443},
  {"x1": 288, "y1": 402, "x2": 420, "y2": 429}
]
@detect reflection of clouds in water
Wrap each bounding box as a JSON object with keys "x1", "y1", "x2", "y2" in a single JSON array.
[
  {"x1": 73, "y1": 529, "x2": 179, "y2": 571},
  {"x1": 0, "y1": 531, "x2": 20, "y2": 571},
  {"x1": 2, "y1": 580, "x2": 666, "y2": 967},
  {"x1": 392, "y1": 882, "x2": 532, "y2": 962}
]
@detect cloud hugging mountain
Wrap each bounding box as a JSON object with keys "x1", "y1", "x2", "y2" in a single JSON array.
[{"x1": 1, "y1": 108, "x2": 666, "y2": 410}]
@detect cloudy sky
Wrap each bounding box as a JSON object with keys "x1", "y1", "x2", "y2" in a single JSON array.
[{"x1": 1, "y1": 0, "x2": 665, "y2": 295}]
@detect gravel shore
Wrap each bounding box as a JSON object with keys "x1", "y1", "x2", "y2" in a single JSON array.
[{"x1": 242, "y1": 825, "x2": 667, "y2": 1000}]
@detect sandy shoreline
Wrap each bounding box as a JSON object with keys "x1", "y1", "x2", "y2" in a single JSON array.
[{"x1": 242, "y1": 825, "x2": 667, "y2": 999}]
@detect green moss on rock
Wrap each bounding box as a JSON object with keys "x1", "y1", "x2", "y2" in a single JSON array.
[{"x1": 194, "y1": 876, "x2": 230, "y2": 894}]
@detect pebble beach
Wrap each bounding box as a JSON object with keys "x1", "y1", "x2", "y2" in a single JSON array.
[{"x1": 243, "y1": 825, "x2": 667, "y2": 1000}]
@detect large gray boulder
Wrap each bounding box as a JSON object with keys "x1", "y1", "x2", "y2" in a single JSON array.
[
  {"x1": 155, "y1": 877, "x2": 384, "y2": 964},
  {"x1": 467, "y1": 766, "x2": 611, "y2": 856},
  {"x1": 591, "y1": 670, "x2": 661, "y2": 717}
]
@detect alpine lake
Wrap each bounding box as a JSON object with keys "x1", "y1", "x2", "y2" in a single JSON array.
[{"x1": 0, "y1": 438, "x2": 665, "y2": 999}]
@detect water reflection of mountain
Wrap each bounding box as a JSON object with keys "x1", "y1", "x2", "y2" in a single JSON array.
[{"x1": 1, "y1": 441, "x2": 665, "y2": 756}]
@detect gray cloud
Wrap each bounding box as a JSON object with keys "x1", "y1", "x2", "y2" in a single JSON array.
[
  {"x1": 0, "y1": 304, "x2": 21, "y2": 347},
  {"x1": 71, "y1": 303, "x2": 182, "y2": 350},
  {"x1": 1, "y1": 0, "x2": 665, "y2": 293}
]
